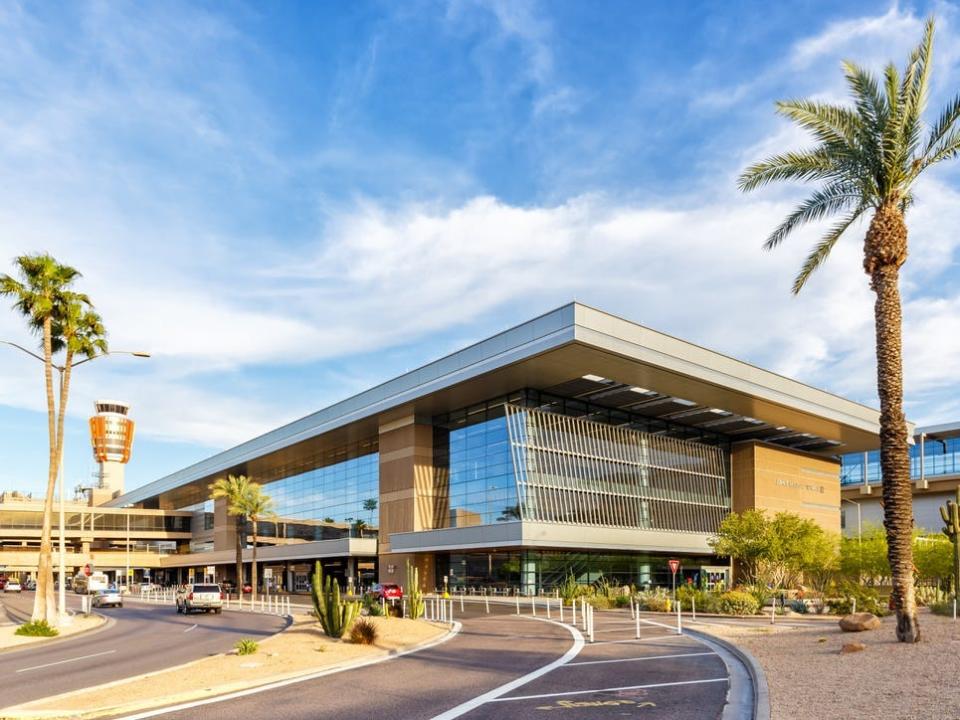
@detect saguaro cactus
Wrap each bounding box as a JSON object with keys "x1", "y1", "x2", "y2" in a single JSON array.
[
  {"x1": 407, "y1": 561, "x2": 425, "y2": 620},
  {"x1": 940, "y1": 488, "x2": 960, "y2": 597},
  {"x1": 311, "y1": 561, "x2": 359, "y2": 638}
]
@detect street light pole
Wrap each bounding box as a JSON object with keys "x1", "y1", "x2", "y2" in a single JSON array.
[{"x1": 1, "y1": 342, "x2": 150, "y2": 624}]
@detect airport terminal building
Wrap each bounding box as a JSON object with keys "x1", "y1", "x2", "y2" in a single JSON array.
[{"x1": 2, "y1": 304, "x2": 885, "y2": 593}]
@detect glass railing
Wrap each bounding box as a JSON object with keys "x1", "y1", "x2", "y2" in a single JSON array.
[{"x1": 841, "y1": 437, "x2": 960, "y2": 485}]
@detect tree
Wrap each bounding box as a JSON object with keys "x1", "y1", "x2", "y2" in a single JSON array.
[
  {"x1": 352, "y1": 518, "x2": 368, "y2": 538},
  {"x1": 209, "y1": 474, "x2": 255, "y2": 594},
  {"x1": 801, "y1": 531, "x2": 840, "y2": 609},
  {"x1": 709, "y1": 509, "x2": 771, "y2": 583},
  {"x1": 0, "y1": 254, "x2": 90, "y2": 624},
  {"x1": 839, "y1": 524, "x2": 890, "y2": 584},
  {"x1": 738, "y1": 19, "x2": 960, "y2": 642},
  {"x1": 236, "y1": 482, "x2": 273, "y2": 603}
]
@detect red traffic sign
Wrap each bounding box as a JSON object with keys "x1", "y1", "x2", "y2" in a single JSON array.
[
  {"x1": 83, "y1": 563, "x2": 92, "y2": 577},
  {"x1": 667, "y1": 559, "x2": 680, "y2": 575}
]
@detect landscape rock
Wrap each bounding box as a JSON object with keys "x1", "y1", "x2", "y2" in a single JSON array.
[
  {"x1": 841, "y1": 642, "x2": 866, "y2": 654},
  {"x1": 839, "y1": 612, "x2": 881, "y2": 632}
]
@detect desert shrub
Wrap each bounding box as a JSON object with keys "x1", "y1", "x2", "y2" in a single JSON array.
[
  {"x1": 719, "y1": 590, "x2": 761, "y2": 616},
  {"x1": 613, "y1": 594, "x2": 632, "y2": 608},
  {"x1": 363, "y1": 596, "x2": 385, "y2": 616},
  {"x1": 742, "y1": 582, "x2": 773, "y2": 609},
  {"x1": 636, "y1": 588, "x2": 672, "y2": 612},
  {"x1": 788, "y1": 599, "x2": 809, "y2": 614},
  {"x1": 930, "y1": 600, "x2": 956, "y2": 617},
  {"x1": 586, "y1": 595, "x2": 614, "y2": 609},
  {"x1": 349, "y1": 617, "x2": 379, "y2": 645},
  {"x1": 557, "y1": 572, "x2": 584, "y2": 602},
  {"x1": 676, "y1": 585, "x2": 711, "y2": 611},
  {"x1": 698, "y1": 592, "x2": 723, "y2": 614},
  {"x1": 234, "y1": 639, "x2": 258, "y2": 655},
  {"x1": 15, "y1": 620, "x2": 58, "y2": 637},
  {"x1": 829, "y1": 582, "x2": 889, "y2": 617}
]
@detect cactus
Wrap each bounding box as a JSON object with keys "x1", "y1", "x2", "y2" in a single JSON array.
[
  {"x1": 407, "y1": 561, "x2": 425, "y2": 620},
  {"x1": 940, "y1": 487, "x2": 960, "y2": 597},
  {"x1": 311, "y1": 561, "x2": 360, "y2": 638}
]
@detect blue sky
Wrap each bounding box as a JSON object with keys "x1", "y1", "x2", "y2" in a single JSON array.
[{"x1": 1, "y1": 1, "x2": 959, "y2": 497}]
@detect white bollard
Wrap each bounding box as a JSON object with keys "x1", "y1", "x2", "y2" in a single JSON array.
[
  {"x1": 589, "y1": 605, "x2": 594, "y2": 643},
  {"x1": 402, "y1": 598, "x2": 407, "y2": 619},
  {"x1": 954, "y1": 597, "x2": 957, "y2": 621},
  {"x1": 485, "y1": 593, "x2": 489, "y2": 614},
  {"x1": 677, "y1": 598, "x2": 683, "y2": 635},
  {"x1": 460, "y1": 592, "x2": 464, "y2": 613},
  {"x1": 516, "y1": 594, "x2": 520, "y2": 615},
  {"x1": 630, "y1": 596, "x2": 635, "y2": 619},
  {"x1": 559, "y1": 599, "x2": 564, "y2": 623},
  {"x1": 449, "y1": 597, "x2": 454, "y2": 624},
  {"x1": 547, "y1": 599, "x2": 551, "y2": 619},
  {"x1": 770, "y1": 599, "x2": 775, "y2": 625},
  {"x1": 635, "y1": 608, "x2": 641, "y2": 639},
  {"x1": 572, "y1": 599, "x2": 577, "y2": 626},
  {"x1": 531, "y1": 595, "x2": 536, "y2": 616},
  {"x1": 692, "y1": 596, "x2": 696, "y2": 622}
]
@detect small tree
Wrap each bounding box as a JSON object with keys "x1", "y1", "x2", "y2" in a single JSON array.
[
  {"x1": 709, "y1": 509, "x2": 772, "y2": 583},
  {"x1": 209, "y1": 474, "x2": 255, "y2": 594},
  {"x1": 235, "y1": 482, "x2": 273, "y2": 603},
  {"x1": 840, "y1": 525, "x2": 890, "y2": 584}
]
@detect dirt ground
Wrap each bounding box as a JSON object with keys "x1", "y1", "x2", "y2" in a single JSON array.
[
  {"x1": 706, "y1": 610, "x2": 960, "y2": 720},
  {"x1": 6, "y1": 614, "x2": 449, "y2": 719},
  {"x1": 0, "y1": 613, "x2": 104, "y2": 651}
]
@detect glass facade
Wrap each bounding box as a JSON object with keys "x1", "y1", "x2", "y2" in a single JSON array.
[
  {"x1": 0, "y1": 509, "x2": 189, "y2": 532},
  {"x1": 433, "y1": 390, "x2": 730, "y2": 533},
  {"x1": 436, "y1": 550, "x2": 726, "y2": 592},
  {"x1": 841, "y1": 435, "x2": 960, "y2": 485}
]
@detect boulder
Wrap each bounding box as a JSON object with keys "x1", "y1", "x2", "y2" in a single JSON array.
[
  {"x1": 839, "y1": 612, "x2": 881, "y2": 632},
  {"x1": 841, "y1": 642, "x2": 866, "y2": 654}
]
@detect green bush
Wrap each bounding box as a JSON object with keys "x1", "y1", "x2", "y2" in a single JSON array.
[
  {"x1": 14, "y1": 620, "x2": 59, "y2": 637},
  {"x1": 234, "y1": 639, "x2": 258, "y2": 655},
  {"x1": 930, "y1": 600, "x2": 957, "y2": 617},
  {"x1": 363, "y1": 596, "x2": 385, "y2": 616},
  {"x1": 788, "y1": 599, "x2": 809, "y2": 614},
  {"x1": 635, "y1": 589, "x2": 672, "y2": 612},
  {"x1": 613, "y1": 594, "x2": 632, "y2": 608},
  {"x1": 742, "y1": 582, "x2": 773, "y2": 609},
  {"x1": 829, "y1": 583, "x2": 889, "y2": 617},
  {"x1": 349, "y1": 617, "x2": 378, "y2": 645},
  {"x1": 557, "y1": 572, "x2": 584, "y2": 602},
  {"x1": 719, "y1": 591, "x2": 761, "y2": 616}
]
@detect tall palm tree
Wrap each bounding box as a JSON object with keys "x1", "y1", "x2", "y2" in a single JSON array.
[
  {"x1": 236, "y1": 482, "x2": 273, "y2": 603},
  {"x1": 209, "y1": 474, "x2": 254, "y2": 595},
  {"x1": 738, "y1": 18, "x2": 960, "y2": 642},
  {"x1": 0, "y1": 254, "x2": 83, "y2": 624}
]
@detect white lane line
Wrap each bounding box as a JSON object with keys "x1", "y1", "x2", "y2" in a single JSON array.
[
  {"x1": 112, "y1": 622, "x2": 463, "y2": 720},
  {"x1": 182, "y1": 624, "x2": 198, "y2": 633},
  {"x1": 591, "y1": 634, "x2": 687, "y2": 646},
  {"x1": 17, "y1": 649, "x2": 117, "y2": 673},
  {"x1": 428, "y1": 617, "x2": 585, "y2": 720},
  {"x1": 565, "y1": 651, "x2": 715, "y2": 667},
  {"x1": 490, "y1": 677, "x2": 729, "y2": 702}
]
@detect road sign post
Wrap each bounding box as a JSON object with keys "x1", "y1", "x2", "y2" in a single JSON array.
[{"x1": 668, "y1": 559, "x2": 680, "y2": 600}]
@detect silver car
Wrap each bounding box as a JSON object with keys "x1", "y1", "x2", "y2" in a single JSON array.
[
  {"x1": 176, "y1": 584, "x2": 224, "y2": 614},
  {"x1": 92, "y1": 588, "x2": 123, "y2": 608}
]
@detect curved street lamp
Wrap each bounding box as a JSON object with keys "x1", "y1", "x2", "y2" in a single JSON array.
[{"x1": 1, "y1": 341, "x2": 151, "y2": 623}]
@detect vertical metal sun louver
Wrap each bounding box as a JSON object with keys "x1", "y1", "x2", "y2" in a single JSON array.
[{"x1": 503, "y1": 404, "x2": 729, "y2": 533}]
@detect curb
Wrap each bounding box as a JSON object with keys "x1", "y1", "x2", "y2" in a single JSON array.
[
  {"x1": 1, "y1": 619, "x2": 460, "y2": 720},
  {"x1": 685, "y1": 627, "x2": 770, "y2": 720},
  {"x1": 0, "y1": 604, "x2": 114, "y2": 657}
]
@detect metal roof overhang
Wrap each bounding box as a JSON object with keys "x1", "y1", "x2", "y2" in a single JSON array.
[{"x1": 110, "y1": 303, "x2": 889, "y2": 508}]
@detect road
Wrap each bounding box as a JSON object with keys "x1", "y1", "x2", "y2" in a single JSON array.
[
  {"x1": 0, "y1": 591, "x2": 288, "y2": 708},
  {"x1": 110, "y1": 602, "x2": 733, "y2": 720}
]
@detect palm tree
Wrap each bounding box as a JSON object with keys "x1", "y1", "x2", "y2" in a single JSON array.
[
  {"x1": 738, "y1": 19, "x2": 960, "y2": 643},
  {"x1": 236, "y1": 482, "x2": 273, "y2": 603},
  {"x1": 209, "y1": 474, "x2": 255, "y2": 596},
  {"x1": 0, "y1": 254, "x2": 84, "y2": 624}
]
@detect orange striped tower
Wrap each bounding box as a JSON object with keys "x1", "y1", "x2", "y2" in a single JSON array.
[{"x1": 88, "y1": 400, "x2": 136, "y2": 505}]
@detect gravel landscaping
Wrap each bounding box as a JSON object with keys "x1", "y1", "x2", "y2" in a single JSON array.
[{"x1": 703, "y1": 609, "x2": 960, "y2": 719}]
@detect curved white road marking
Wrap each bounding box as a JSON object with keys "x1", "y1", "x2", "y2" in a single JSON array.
[
  {"x1": 428, "y1": 617, "x2": 585, "y2": 720},
  {"x1": 182, "y1": 624, "x2": 197, "y2": 633},
  {"x1": 17, "y1": 650, "x2": 116, "y2": 673},
  {"x1": 566, "y1": 651, "x2": 715, "y2": 667},
  {"x1": 490, "y1": 677, "x2": 729, "y2": 703}
]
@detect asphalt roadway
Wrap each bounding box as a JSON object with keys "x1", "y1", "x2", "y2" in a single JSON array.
[
  {"x1": 0, "y1": 590, "x2": 287, "y2": 708},
  {"x1": 109, "y1": 602, "x2": 733, "y2": 720}
]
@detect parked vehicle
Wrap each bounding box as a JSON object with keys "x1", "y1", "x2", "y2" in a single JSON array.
[
  {"x1": 367, "y1": 583, "x2": 403, "y2": 601},
  {"x1": 176, "y1": 584, "x2": 224, "y2": 614},
  {"x1": 24, "y1": 578, "x2": 36, "y2": 591},
  {"x1": 4, "y1": 579, "x2": 21, "y2": 593},
  {"x1": 92, "y1": 587, "x2": 123, "y2": 608},
  {"x1": 73, "y1": 572, "x2": 110, "y2": 594}
]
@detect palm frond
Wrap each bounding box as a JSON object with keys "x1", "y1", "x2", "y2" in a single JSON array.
[
  {"x1": 792, "y1": 208, "x2": 866, "y2": 294},
  {"x1": 775, "y1": 100, "x2": 862, "y2": 147},
  {"x1": 763, "y1": 183, "x2": 862, "y2": 250},
  {"x1": 738, "y1": 149, "x2": 840, "y2": 192},
  {"x1": 921, "y1": 92, "x2": 960, "y2": 166}
]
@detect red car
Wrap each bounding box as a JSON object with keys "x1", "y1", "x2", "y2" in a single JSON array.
[{"x1": 368, "y1": 583, "x2": 403, "y2": 601}]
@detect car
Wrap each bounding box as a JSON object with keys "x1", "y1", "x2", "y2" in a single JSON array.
[
  {"x1": 367, "y1": 583, "x2": 403, "y2": 601},
  {"x1": 176, "y1": 583, "x2": 224, "y2": 614},
  {"x1": 4, "y1": 580, "x2": 21, "y2": 593},
  {"x1": 92, "y1": 588, "x2": 123, "y2": 608},
  {"x1": 24, "y1": 579, "x2": 36, "y2": 591}
]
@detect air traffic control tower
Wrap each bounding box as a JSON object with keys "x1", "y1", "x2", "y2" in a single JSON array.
[{"x1": 88, "y1": 400, "x2": 136, "y2": 506}]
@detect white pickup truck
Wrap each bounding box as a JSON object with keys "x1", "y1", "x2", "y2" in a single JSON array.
[{"x1": 175, "y1": 583, "x2": 224, "y2": 614}]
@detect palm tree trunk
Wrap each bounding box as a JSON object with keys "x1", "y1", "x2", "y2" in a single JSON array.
[
  {"x1": 33, "y1": 316, "x2": 58, "y2": 624},
  {"x1": 869, "y1": 211, "x2": 920, "y2": 642},
  {"x1": 235, "y1": 514, "x2": 244, "y2": 596},
  {"x1": 251, "y1": 518, "x2": 258, "y2": 604}
]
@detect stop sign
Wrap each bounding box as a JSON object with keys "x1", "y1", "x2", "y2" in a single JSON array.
[
  {"x1": 668, "y1": 559, "x2": 680, "y2": 575},
  {"x1": 83, "y1": 563, "x2": 92, "y2": 577}
]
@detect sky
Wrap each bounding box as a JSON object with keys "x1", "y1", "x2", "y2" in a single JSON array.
[{"x1": 0, "y1": 0, "x2": 959, "y2": 497}]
